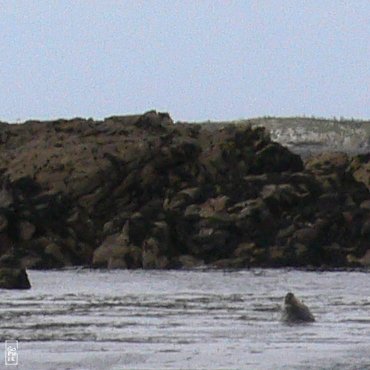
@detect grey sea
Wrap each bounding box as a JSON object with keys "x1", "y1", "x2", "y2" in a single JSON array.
[{"x1": 1, "y1": 269, "x2": 369, "y2": 370}]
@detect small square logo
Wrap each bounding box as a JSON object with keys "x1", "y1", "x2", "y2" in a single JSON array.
[{"x1": 5, "y1": 340, "x2": 18, "y2": 366}]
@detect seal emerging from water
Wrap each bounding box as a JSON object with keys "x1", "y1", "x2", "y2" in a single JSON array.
[{"x1": 281, "y1": 292, "x2": 315, "y2": 323}]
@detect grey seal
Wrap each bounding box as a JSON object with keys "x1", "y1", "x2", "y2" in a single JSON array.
[{"x1": 281, "y1": 292, "x2": 315, "y2": 323}]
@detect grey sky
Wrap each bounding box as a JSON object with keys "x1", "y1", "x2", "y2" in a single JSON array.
[{"x1": 1, "y1": 0, "x2": 369, "y2": 122}]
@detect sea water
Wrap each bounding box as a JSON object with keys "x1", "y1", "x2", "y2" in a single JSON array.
[{"x1": 0, "y1": 269, "x2": 369, "y2": 370}]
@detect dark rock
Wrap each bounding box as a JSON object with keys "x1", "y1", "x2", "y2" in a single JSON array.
[
  {"x1": 184, "y1": 204, "x2": 201, "y2": 220},
  {"x1": 0, "y1": 253, "x2": 19, "y2": 268},
  {"x1": 142, "y1": 237, "x2": 169, "y2": 269},
  {"x1": 0, "y1": 267, "x2": 31, "y2": 289},
  {"x1": 360, "y1": 219, "x2": 370, "y2": 236},
  {"x1": 360, "y1": 200, "x2": 370, "y2": 210},
  {"x1": 347, "y1": 249, "x2": 370, "y2": 266},
  {"x1": 177, "y1": 254, "x2": 204, "y2": 269},
  {"x1": 92, "y1": 222, "x2": 142, "y2": 269},
  {"x1": 212, "y1": 257, "x2": 247, "y2": 269},
  {"x1": 305, "y1": 152, "x2": 349, "y2": 176},
  {"x1": 44, "y1": 243, "x2": 72, "y2": 267},
  {"x1": 252, "y1": 143, "x2": 303, "y2": 173},
  {"x1": 268, "y1": 246, "x2": 287, "y2": 266},
  {"x1": 0, "y1": 212, "x2": 8, "y2": 232},
  {"x1": 291, "y1": 222, "x2": 322, "y2": 247},
  {"x1": 349, "y1": 154, "x2": 370, "y2": 191},
  {"x1": 18, "y1": 220, "x2": 36, "y2": 241}
]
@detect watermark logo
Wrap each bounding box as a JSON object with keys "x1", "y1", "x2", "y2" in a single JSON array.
[{"x1": 5, "y1": 340, "x2": 18, "y2": 366}]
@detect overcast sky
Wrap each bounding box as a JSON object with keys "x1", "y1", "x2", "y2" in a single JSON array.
[{"x1": 0, "y1": 1, "x2": 369, "y2": 122}]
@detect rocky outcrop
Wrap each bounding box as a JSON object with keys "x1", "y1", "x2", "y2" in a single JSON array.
[
  {"x1": 0, "y1": 267, "x2": 31, "y2": 289},
  {"x1": 0, "y1": 254, "x2": 31, "y2": 289},
  {"x1": 0, "y1": 111, "x2": 369, "y2": 270}
]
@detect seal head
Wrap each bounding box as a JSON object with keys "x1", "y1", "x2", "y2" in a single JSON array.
[{"x1": 282, "y1": 292, "x2": 315, "y2": 323}]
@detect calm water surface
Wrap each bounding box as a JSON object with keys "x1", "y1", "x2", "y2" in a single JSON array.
[{"x1": 0, "y1": 269, "x2": 369, "y2": 370}]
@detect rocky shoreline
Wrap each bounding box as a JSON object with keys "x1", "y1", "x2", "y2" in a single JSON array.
[{"x1": 1, "y1": 111, "x2": 370, "y2": 287}]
